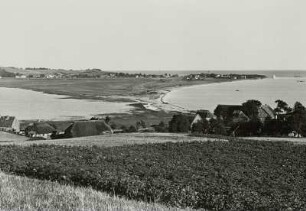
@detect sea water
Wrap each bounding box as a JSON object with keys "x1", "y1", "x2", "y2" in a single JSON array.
[
  {"x1": 0, "y1": 87, "x2": 130, "y2": 120},
  {"x1": 164, "y1": 77, "x2": 306, "y2": 112}
]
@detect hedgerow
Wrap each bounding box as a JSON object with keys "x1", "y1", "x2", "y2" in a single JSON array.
[{"x1": 0, "y1": 140, "x2": 305, "y2": 210}]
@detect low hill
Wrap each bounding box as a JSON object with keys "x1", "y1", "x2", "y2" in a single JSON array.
[
  {"x1": 0, "y1": 66, "x2": 111, "y2": 76},
  {"x1": 0, "y1": 66, "x2": 83, "y2": 76},
  {"x1": 0, "y1": 171, "x2": 187, "y2": 211}
]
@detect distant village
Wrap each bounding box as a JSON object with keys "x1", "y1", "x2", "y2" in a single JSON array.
[
  {"x1": 0, "y1": 68, "x2": 179, "y2": 80},
  {"x1": 183, "y1": 72, "x2": 266, "y2": 81},
  {"x1": 0, "y1": 67, "x2": 266, "y2": 81}
]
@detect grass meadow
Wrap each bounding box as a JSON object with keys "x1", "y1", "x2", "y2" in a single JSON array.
[{"x1": 0, "y1": 171, "x2": 191, "y2": 211}]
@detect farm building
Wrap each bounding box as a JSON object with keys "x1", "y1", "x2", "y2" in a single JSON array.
[
  {"x1": 64, "y1": 120, "x2": 113, "y2": 138},
  {"x1": 214, "y1": 105, "x2": 243, "y2": 121},
  {"x1": 232, "y1": 110, "x2": 250, "y2": 124},
  {"x1": 191, "y1": 110, "x2": 216, "y2": 126},
  {"x1": 258, "y1": 104, "x2": 276, "y2": 123},
  {"x1": 25, "y1": 122, "x2": 56, "y2": 139},
  {"x1": 0, "y1": 116, "x2": 20, "y2": 132}
]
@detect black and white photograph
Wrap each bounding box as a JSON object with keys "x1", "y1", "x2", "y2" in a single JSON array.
[{"x1": 0, "y1": 0, "x2": 305, "y2": 210}]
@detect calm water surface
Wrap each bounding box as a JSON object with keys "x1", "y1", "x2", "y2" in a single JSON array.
[
  {"x1": 0, "y1": 87, "x2": 131, "y2": 120},
  {"x1": 164, "y1": 78, "x2": 306, "y2": 111}
]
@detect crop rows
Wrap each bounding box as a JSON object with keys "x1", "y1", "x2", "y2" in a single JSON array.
[{"x1": 0, "y1": 140, "x2": 305, "y2": 210}]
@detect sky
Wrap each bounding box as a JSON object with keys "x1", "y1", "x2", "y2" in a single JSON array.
[{"x1": 0, "y1": 0, "x2": 305, "y2": 71}]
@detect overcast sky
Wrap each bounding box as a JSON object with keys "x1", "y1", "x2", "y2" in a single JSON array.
[{"x1": 0, "y1": 0, "x2": 305, "y2": 70}]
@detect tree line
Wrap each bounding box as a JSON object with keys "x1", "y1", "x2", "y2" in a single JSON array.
[{"x1": 168, "y1": 99, "x2": 306, "y2": 137}]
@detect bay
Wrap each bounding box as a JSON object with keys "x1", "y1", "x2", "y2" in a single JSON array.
[
  {"x1": 164, "y1": 78, "x2": 306, "y2": 112},
  {"x1": 0, "y1": 87, "x2": 130, "y2": 120}
]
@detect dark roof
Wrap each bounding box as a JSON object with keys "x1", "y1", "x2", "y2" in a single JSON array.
[
  {"x1": 48, "y1": 121, "x2": 74, "y2": 132},
  {"x1": 232, "y1": 110, "x2": 250, "y2": 122},
  {"x1": 26, "y1": 122, "x2": 56, "y2": 134},
  {"x1": 214, "y1": 105, "x2": 243, "y2": 118},
  {"x1": 216, "y1": 105, "x2": 243, "y2": 110},
  {"x1": 196, "y1": 110, "x2": 215, "y2": 119},
  {"x1": 260, "y1": 105, "x2": 276, "y2": 119},
  {"x1": 65, "y1": 120, "x2": 112, "y2": 138},
  {"x1": 0, "y1": 116, "x2": 17, "y2": 128}
]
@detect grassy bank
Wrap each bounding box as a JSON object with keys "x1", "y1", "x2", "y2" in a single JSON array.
[
  {"x1": 0, "y1": 132, "x2": 222, "y2": 146},
  {"x1": 0, "y1": 140, "x2": 305, "y2": 210},
  {"x1": 0, "y1": 171, "x2": 188, "y2": 211}
]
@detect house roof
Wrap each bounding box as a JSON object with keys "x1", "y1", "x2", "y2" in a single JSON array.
[
  {"x1": 196, "y1": 110, "x2": 215, "y2": 119},
  {"x1": 0, "y1": 116, "x2": 17, "y2": 128},
  {"x1": 216, "y1": 105, "x2": 243, "y2": 111},
  {"x1": 232, "y1": 110, "x2": 250, "y2": 122},
  {"x1": 260, "y1": 105, "x2": 276, "y2": 119},
  {"x1": 214, "y1": 105, "x2": 243, "y2": 117},
  {"x1": 65, "y1": 120, "x2": 112, "y2": 138},
  {"x1": 48, "y1": 121, "x2": 74, "y2": 132},
  {"x1": 26, "y1": 122, "x2": 56, "y2": 134}
]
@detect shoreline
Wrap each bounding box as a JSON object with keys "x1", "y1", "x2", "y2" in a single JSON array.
[
  {"x1": 135, "y1": 78, "x2": 262, "y2": 113},
  {"x1": 0, "y1": 78, "x2": 261, "y2": 121}
]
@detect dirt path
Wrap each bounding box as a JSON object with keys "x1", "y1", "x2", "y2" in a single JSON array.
[{"x1": 243, "y1": 136, "x2": 306, "y2": 145}]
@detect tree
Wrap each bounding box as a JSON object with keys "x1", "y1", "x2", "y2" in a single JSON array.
[
  {"x1": 293, "y1": 101, "x2": 305, "y2": 112},
  {"x1": 262, "y1": 118, "x2": 291, "y2": 137},
  {"x1": 274, "y1": 100, "x2": 292, "y2": 114},
  {"x1": 105, "y1": 116, "x2": 111, "y2": 124},
  {"x1": 120, "y1": 125, "x2": 128, "y2": 132},
  {"x1": 208, "y1": 119, "x2": 227, "y2": 135},
  {"x1": 154, "y1": 121, "x2": 168, "y2": 132},
  {"x1": 242, "y1": 100, "x2": 262, "y2": 119},
  {"x1": 235, "y1": 119, "x2": 263, "y2": 136},
  {"x1": 168, "y1": 114, "x2": 191, "y2": 133},
  {"x1": 288, "y1": 102, "x2": 306, "y2": 136},
  {"x1": 136, "y1": 120, "x2": 146, "y2": 130},
  {"x1": 191, "y1": 119, "x2": 209, "y2": 134},
  {"x1": 127, "y1": 125, "x2": 137, "y2": 133},
  {"x1": 110, "y1": 123, "x2": 117, "y2": 129}
]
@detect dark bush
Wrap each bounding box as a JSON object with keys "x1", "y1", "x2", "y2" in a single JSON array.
[
  {"x1": 127, "y1": 125, "x2": 137, "y2": 133},
  {"x1": 168, "y1": 114, "x2": 191, "y2": 133},
  {"x1": 153, "y1": 121, "x2": 168, "y2": 133}
]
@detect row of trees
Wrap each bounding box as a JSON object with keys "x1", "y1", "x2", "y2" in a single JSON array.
[{"x1": 262, "y1": 101, "x2": 306, "y2": 137}]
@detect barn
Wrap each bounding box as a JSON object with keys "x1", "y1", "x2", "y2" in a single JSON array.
[
  {"x1": 64, "y1": 120, "x2": 113, "y2": 138},
  {"x1": 0, "y1": 116, "x2": 20, "y2": 132},
  {"x1": 25, "y1": 122, "x2": 56, "y2": 139}
]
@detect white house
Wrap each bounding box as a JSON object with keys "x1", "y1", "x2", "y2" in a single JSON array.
[
  {"x1": 191, "y1": 110, "x2": 216, "y2": 127},
  {"x1": 0, "y1": 116, "x2": 20, "y2": 132}
]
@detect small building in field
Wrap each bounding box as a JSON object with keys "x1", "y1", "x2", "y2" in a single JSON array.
[
  {"x1": 191, "y1": 110, "x2": 216, "y2": 127},
  {"x1": 258, "y1": 105, "x2": 276, "y2": 123},
  {"x1": 25, "y1": 122, "x2": 56, "y2": 139},
  {"x1": 64, "y1": 120, "x2": 113, "y2": 138},
  {"x1": 0, "y1": 116, "x2": 20, "y2": 132}
]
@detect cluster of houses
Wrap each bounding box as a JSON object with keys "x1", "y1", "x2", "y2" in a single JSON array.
[
  {"x1": 8, "y1": 72, "x2": 179, "y2": 80},
  {"x1": 0, "y1": 116, "x2": 113, "y2": 140},
  {"x1": 184, "y1": 73, "x2": 266, "y2": 81},
  {"x1": 0, "y1": 102, "x2": 302, "y2": 140},
  {"x1": 190, "y1": 104, "x2": 276, "y2": 132}
]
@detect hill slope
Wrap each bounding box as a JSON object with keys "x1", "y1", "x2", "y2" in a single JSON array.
[{"x1": 0, "y1": 171, "x2": 189, "y2": 211}]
